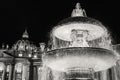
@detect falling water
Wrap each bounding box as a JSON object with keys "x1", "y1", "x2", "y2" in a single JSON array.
[
  {"x1": 38, "y1": 24, "x2": 120, "y2": 80},
  {"x1": 39, "y1": 65, "x2": 65, "y2": 80},
  {"x1": 41, "y1": 24, "x2": 120, "y2": 80},
  {"x1": 39, "y1": 3, "x2": 119, "y2": 80},
  {"x1": 39, "y1": 27, "x2": 118, "y2": 80},
  {"x1": 48, "y1": 26, "x2": 113, "y2": 51}
]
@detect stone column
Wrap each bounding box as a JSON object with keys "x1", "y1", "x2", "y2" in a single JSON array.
[
  {"x1": 10, "y1": 59, "x2": 15, "y2": 80},
  {"x1": 100, "y1": 70, "x2": 108, "y2": 80},
  {"x1": 29, "y1": 60, "x2": 33, "y2": 80},
  {"x1": 8, "y1": 64, "x2": 12, "y2": 80},
  {"x1": 2, "y1": 63, "x2": 6, "y2": 80},
  {"x1": 111, "y1": 66, "x2": 118, "y2": 80},
  {"x1": 33, "y1": 66, "x2": 38, "y2": 80}
]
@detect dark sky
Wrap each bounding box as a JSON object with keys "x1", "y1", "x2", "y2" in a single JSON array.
[{"x1": 0, "y1": 0, "x2": 120, "y2": 47}]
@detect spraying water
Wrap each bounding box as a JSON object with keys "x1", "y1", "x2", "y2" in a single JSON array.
[{"x1": 40, "y1": 3, "x2": 118, "y2": 80}]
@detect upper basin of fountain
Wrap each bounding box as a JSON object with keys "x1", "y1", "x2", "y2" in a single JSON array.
[
  {"x1": 52, "y1": 17, "x2": 107, "y2": 41},
  {"x1": 43, "y1": 47, "x2": 117, "y2": 72}
]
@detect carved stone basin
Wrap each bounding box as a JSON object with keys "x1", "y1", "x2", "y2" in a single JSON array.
[
  {"x1": 43, "y1": 47, "x2": 117, "y2": 72},
  {"x1": 52, "y1": 17, "x2": 107, "y2": 41}
]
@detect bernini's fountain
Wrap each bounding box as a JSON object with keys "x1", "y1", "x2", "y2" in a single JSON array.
[{"x1": 41, "y1": 3, "x2": 119, "y2": 80}]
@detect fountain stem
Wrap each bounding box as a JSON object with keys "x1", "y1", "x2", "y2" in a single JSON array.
[
  {"x1": 65, "y1": 68, "x2": 95, "y2": 80},
  {"x1": 69, "y1": 29, "x2": 89, "y2": 47}
]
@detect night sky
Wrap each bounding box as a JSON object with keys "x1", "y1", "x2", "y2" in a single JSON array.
[{"x1": 0, "y1": 0, "x2": 120, "y2": 47}]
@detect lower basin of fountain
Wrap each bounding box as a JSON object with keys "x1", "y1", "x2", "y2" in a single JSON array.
[{"x1": 43, "y1": 47, "x2": 117, "y2": 72}]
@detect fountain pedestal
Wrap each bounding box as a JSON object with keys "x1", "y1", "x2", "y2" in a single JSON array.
[{"x1": 65, "y1": 67, "x2": 95, "y2": 80}]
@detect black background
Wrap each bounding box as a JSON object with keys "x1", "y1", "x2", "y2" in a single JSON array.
[{"x1": 0, "y1": 0, "x2": 120, "y2": 47}]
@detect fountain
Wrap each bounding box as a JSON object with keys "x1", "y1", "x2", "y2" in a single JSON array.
[{"x1": 42, "y1": 3, "x2": 117, "y2": 80}]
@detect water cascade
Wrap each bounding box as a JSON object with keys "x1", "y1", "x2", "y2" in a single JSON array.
[{"x1": 40, "y1": 3, "x2": 118, "y2": 80}]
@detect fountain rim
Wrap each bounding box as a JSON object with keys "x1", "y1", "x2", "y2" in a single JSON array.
[
  {"x1": 56, "y1": 17, "x2": 104, "y2": 26},
  {"x1": 45, "y1": 47, "x2": 115, "y2": 56}
]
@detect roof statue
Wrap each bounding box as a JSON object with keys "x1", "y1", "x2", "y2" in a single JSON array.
[
  {"x1": 22, "y1": 29, "x2": 29, "y2": 38},
  {"x1": 71, "y1": 3, "x2": 87, "y2": 17}
]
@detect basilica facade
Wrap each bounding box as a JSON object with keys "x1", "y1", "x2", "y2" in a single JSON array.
[{"x1": 0, "y1": 30, "x2": 44, "y2": 80}]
